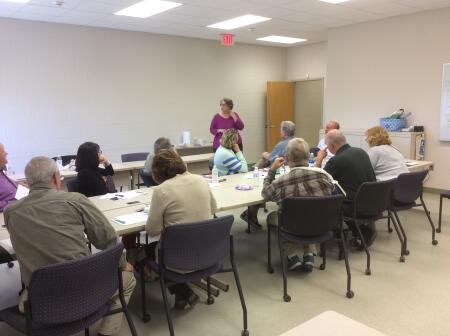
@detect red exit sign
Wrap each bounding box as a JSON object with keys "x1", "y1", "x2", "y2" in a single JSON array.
[{"x1": 221, "y1": 34, "x2": 235, "y2": 46}]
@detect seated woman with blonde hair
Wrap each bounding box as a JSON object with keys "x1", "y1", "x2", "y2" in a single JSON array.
[
  {"x1": 213, "y1": 129, "x2": 248, "y2": 176},
  {"x1": 365, "y1": 126, "x2": 408, "y2": 181}
]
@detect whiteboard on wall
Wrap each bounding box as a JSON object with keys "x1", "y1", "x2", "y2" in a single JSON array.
[{"x1": 440, "y1": 63, "x2": 450, "y2": 141}]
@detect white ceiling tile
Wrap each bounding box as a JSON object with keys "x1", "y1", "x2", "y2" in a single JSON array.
[{"x1": 3, "y1": 0, "x2": 450, "y2": 46}]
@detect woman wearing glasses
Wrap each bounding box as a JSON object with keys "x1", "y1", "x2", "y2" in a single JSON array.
[{"x1": 209, "y1": 98, "x2": 245, "y2": 152}]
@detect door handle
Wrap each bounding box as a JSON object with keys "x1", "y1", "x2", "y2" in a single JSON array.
[{"x1": 265, "y1": 124, "x2": 276, "y2": 129}]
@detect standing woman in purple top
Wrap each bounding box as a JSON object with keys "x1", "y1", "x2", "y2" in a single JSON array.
[
  {"x1": 210, "y1": 98, "x2": 245, "y2": 152},
  {"x1": 0, "y1": 143, "x2": 18, "y2": 212}
]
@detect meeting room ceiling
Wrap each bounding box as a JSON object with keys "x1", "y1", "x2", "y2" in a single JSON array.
[{"x1": 1, "y1": 0, "x2": 450, "y2": 46}]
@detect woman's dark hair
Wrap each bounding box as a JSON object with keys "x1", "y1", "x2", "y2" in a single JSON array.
[
  {"x1": 221, "y1": 98, "x2": 233, "y2": 110},
  {"x1": 151, "y1": 149, "x2": 186, "y2": 184},
  {"x1": 75, "y1": 142, "x2": 100, "y2": 172}
]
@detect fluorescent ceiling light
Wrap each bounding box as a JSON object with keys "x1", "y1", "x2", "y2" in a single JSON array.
[
  {"x1": 257, "y1": 35, "x2": 307, "y2": 44},
  {"x1": 319, "y1": 0, "x2": 350, "y2": 3},
  {"x1": 115, "y1": 0, "x2": 182, "y2": 18},
  {"x1": 0, "y1": 0, "x2": 30, "y2": 3},
  {"x1": 208, "y1": 15, "x2": 271, "y2": 30}
]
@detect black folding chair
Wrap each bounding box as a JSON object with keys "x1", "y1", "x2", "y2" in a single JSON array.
[
  {"x1": 344, "y1": 179, "x2": 406, "y2": 275},
  {"x1": 0, "y1": 243, "x2": 137, "y2": 336},
  {"x1": 146, "y1": 215, "x2": 248, "y2": 336},
  {"x1": 138, "y1": 169, "x2": 158, "y2": 188},
  {"x1": 267, "y1": 195, "x2": 354, "y2": 302},
  {"x1": 121, "y1": 152, "x2": 149, "y2": 163},
  {"x1": 438, "y1": 190, "x2": 450, "y2": 233},
  {"x1": 0, "y1": 245, "x2": 14, "y2": 268},
  {"x1": 392, "y1": 170, "x2": 438, "y2": 246}
]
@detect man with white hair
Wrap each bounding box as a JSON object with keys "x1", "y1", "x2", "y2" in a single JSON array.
[
  {"x1": 4, "y1": 156, "x2": 135, "y2": 336},
  {"x1": 316, "y1": 120, "x2": 340, "y2": 168},
  {"x1": 256, "y1": 121, "x2": 296, "y2": 168},
  {"x1": 262, "y1": 138, "x2": 334, "y2": 272},
  {"x1": 0, "y1": 143, "x2": 18, "y2": 212},
  {"x1": 319, "y1": 130, "x2": 377, "y2": 247}
]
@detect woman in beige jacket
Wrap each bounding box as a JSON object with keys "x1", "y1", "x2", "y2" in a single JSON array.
[{"x1": 146, "y1": 149, "x2": 217, "y2": 310}]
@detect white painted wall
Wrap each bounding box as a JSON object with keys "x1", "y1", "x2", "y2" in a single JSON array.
[
  {"x1": 324, "y1": 8, "x2": 450, "y2": 189},
  {"x1": 286, "y1": 42, "x2": 327, "y2": 81},
  {"x1": 0, "y1": 18, "x2": 286, "y2": 172}
]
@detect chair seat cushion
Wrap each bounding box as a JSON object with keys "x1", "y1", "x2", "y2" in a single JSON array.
[
  {"x1": 147, "y1": 260, "x2": 223, "y2": 283},
  {"x1": 0, "y1": 304, "x2": 110, "y2": 336},
  {"x1": 279, "y1": 230, "x2": 334, "y2": 244},
  {"x1": 442, "y1": 191, "x2": 450, "y2": 199}
]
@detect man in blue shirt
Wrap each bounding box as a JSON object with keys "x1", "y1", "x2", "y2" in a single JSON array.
[{"x1": 256, "y1": 121, "x2": 295, "y2": 168}]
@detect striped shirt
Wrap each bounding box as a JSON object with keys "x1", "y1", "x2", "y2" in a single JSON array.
[
  {"x1": 213, "y1": 146, "x2": 248, "y2": 176},
  {"x1": 262, "y1": 166, "x2": 334, "y2": 203}
]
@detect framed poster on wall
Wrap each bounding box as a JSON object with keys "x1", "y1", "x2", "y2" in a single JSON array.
[{"x1": 440, "y1": 63, "x2": 450, "y2": 141}]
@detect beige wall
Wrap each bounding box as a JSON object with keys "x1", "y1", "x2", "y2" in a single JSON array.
[
  {"x1": 324, "y1": 8, "x2": 450, "y2": 189},
  {"x1": 0, "y1": 18, "x2": 286, "y2": 171},
  {"x1": 286, "y1": 42, "x2": 327, "y2": 81}
]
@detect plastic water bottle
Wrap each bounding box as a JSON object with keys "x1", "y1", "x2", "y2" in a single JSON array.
[
  {"x1": 252, "y1": 166, "x2": 259, "y2": 187},
  {"x1": 56, "y1": 156, "x2": 63, "y2": 170},
  {"x1": 308, "y1": 153, "x2": 315, "y2": 167},
  {"x1": 212, "y1": 165, "x2": 219, "y2": 184}
]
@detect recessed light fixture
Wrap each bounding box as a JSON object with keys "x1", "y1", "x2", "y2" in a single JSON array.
[
  {"x1": 115, "y1": 0, "x2": 182, "y2": 19},
  {"x1": 319, "y1": 0, "x2": 350, "y2": 3},
  {"x1": 0, "y1": 0, "x2": 30, "y2": 3},
  {"x1": 208, "y1": 15, "x2": 271, "y2": 30},
  {"x1": 257, "y1": 35, "x2": 307, "y2": 44}
]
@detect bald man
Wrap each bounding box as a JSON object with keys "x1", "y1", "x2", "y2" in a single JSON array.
[
  {"x1": 316, "y1": 120, "x2": 340, "y2": 168},
  {"x1": 319, "y1": 130, "x2": 377, "y2": 247},
  {"x1": 0, "y1": 143, "x2": 18, "y2": 212}
]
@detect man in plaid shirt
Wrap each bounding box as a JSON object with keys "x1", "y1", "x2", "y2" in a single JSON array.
[{"x1": 262, "y1": 138, "x2": 334, "y2": 272}]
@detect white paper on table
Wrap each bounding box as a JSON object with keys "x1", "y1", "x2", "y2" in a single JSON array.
[
  {"x1": 110, "y1": 190, "x2": 147, "y2": 200},
  {"x1": 405, "y1": 161, "x2": 419, "y2": 166},
  {"x1": 99, "y1": 193, "x2": 117, "y2": 199},
  {"x1": 15, "y1": 184, "x2": 29, "y2": 200},
  {"x1": 112, "y1": 212, "x2": 149, "y2": 225}
]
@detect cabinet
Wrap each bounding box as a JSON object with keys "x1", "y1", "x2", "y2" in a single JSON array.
[{"x1": 318, "y1": 129, "x2": 425, "y2": 160}]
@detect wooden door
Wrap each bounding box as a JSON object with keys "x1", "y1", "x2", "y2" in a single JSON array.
[{"x1": 266, "y1": 82, "x2": 295, "y2": 151}]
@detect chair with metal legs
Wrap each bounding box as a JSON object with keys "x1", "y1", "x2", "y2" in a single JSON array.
[
  {"x1": 0, "y1": 243, "x2": 137, "y2": 336},
  {"x1": 146, "y1": 215, "x2": 249, "y2": 336},
  {"x1": 438, "y1": 190, "x2": 450, "y2": 233},
  {"x1": 267, "y1": 195, "x2": 354, "y2": 302},
  {"x1": 344, "y1": 179, "x2": 406, "y2": 276},
  {"x1": 392, "y1": 170, "x2": 438, "y2": 247}
]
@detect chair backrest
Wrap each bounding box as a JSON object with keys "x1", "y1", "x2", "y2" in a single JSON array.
[
  {"x1": 394, "y1": 170, "x2": 428, "y2": 204},
  {"x1": 353, "y1": 179, "x2": 396, "y2": 217},
  {"x1": 121, "y1": 152, "x2": 149, "y2": 163},
  {"x1": 279, "y1": 195, "x2": 344, "y2": 237},
  {"x1": 66, "y1": 178, "x2": 78, "y2": 192},
  {"x1": 160, "y1": 215, "x2": 233, "y2": 272},
  {"x1": 106, "y1": 175, "x2": 117, "y2": 193},
  {"x1": 27, "y1": 243, "x2": 124, "y2": 325},
  {"x1": 52, "y1": 155, "x2": 77, "y2": 166},
  {"x1": 309, "y1": 147, "x2": 320, "y2": 157},
  {"x1": 139, "y1": 169, "x2": 158, "y2": 187}
]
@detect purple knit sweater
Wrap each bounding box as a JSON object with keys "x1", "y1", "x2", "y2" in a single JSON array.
[{"x1": 209, "y1": 112, "x2": 245, "y2": 149}]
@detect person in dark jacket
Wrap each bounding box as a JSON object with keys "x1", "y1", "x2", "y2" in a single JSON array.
[
  {"x1": 316, "y1": 130, "x2": 377, "y2": 247},
  {"x1": 75, "y1": 142, "x2": 114, "y2": 197}
]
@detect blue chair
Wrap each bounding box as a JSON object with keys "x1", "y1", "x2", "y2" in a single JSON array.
[
  {"x1": 0, "y1": 243, "x2": 137, "y2": 336},
  {"x1": 146, "y1": 215, "x2": 248, "y2": 336}
]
